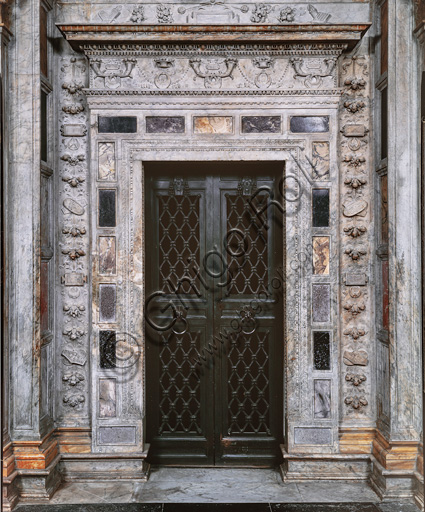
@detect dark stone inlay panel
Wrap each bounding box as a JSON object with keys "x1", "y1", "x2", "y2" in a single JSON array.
[
  {"x1": 290, "y1": 116, "x2": 329, "y2": 133},
  {"x1": 312, "y1": 284, "x2": 331, "y2": 323},
  {"x1": 146, "y1": 116, "x2": 185, "y2": 133},
  {"x1": 313, "y1": 331, "x2": 330, "y2": 370},
  {"x1": 241, "y1": 116, "x2": 281, "y2": 133},
  {"x1": 99, "y1": 284, "x2": 116, "y2": 323},
  {"x1": 99, "y1": 330, "x2": 116, "y2": 369},
  {"x1": 312, "y1": 189, "x2": 330, "y2": 227},
  {"x1": 98, "y1": 116, "x2": 137, "y2": 133},
  {"x1": 98, "y1": 189, "x2": 116, "y2": 228}
]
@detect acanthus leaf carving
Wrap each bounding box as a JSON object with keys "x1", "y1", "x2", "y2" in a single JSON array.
[{"x1": 343, "y1": 327, "x2": 366, "y2": 340}]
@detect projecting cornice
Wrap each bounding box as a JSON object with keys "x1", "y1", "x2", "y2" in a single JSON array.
[{"x1": 57, "y1": 23, "x2": 370, "y2": 51}]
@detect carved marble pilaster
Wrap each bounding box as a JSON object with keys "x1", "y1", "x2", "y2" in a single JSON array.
[
  {"x1": 338, "y1": 54, "x2": 373, "y2": 425},
  {"x1": 57, "y1": 52, "x2": 90, "y2": 426}
]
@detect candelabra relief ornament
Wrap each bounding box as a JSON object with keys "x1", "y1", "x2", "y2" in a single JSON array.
[
  {"x1": 189, "y1": 58, "x2": 237, "y2": 89},
  {"x1": 289, "y1": 56, "x2": 336, "y2": 88},
  {"x1": 90, "y1": 58, "x2": 137, "y2": 89},
  {"x1": 59, "y1": 54, "x2": 89, "y2": 418}
]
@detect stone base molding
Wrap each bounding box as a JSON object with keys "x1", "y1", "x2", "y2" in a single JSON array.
[
  {"x1": 280, "y1": 447, "x2": 371, "y2": 482},
  {"x1": 9, "y1": 430, "x2": 62, "y2": 503},
  {"x1": 2, "y1": 438, "x2": 19, "y2": 512},
  {"x1": 370, "y1": 431, "x2": 420, "y2": 501}
]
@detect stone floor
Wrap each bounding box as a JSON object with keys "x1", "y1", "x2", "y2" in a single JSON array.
[{"x1": 14, "y1": 468, "x2": 421, "y2": 511}]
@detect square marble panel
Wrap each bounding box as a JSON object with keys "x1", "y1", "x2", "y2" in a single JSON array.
[{"x1": 193, "y1": 116, "x2": 233, "y2": 134}]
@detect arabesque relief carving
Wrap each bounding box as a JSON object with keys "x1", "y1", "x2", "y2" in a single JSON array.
[
  {"x1": 58, "y1": 53, "x2": 90, "y2": 421},
  {"x1": 339, "y1": 54, "x2": 371, "y2": 418}
]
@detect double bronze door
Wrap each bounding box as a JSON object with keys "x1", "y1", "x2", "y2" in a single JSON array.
[{"x1": 146, "y1": 162, "x2": 284, "y2": 466}]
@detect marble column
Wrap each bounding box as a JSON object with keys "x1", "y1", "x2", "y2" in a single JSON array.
[
  {"x1": 371, "y1": 0, "x2": 423, "y2": 500},
  {"x1": 6, "y1": 0, "x2": 60, "y2": 501}
]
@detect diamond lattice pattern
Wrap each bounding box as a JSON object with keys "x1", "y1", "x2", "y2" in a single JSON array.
[
  {"x1": 159, "y1": 194, "x2": 200, "y2": 294},
  {"x1": 227, "y1": 331, "x2": 271, "y2": 435},
  {"x1": 226, "y1": 194, "x2": 268, "y2": 295},
  {"x1": 159, "y1": 331, "x2": 202, "y2": 435}
]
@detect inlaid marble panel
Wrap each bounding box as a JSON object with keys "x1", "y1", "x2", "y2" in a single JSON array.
[
  {"x1": 98, "y1": 142, "x2": 116, "y2": 181},
  {"x1": 193, "y1": 116, "x2": 233, "y2": 134},
  {"x1": 99, "y1": 378, "x2": 117, "y2": 418},
  {"x1": 100, "y1": 330, "x2": 116, "y2": 369},
  {"x1": 99, "y1": 236, "x2": 116, "y2": 275},
  {"x1": 241, "y1": 116, "x2": 281, "y2": 134},
  {"x1": 98, "y1": 190, "x2": 116, "y2": 227},
  {"x1": 312, "y1": 189, "x2": 330, "y2": 227},
  {"x1": 99, "y1": 284, "x2": 117, "y2": 323},
  {"x1": 313, "y1": 331, "x2": 330, "y2": 371},
  {"x1": 312, "y1": 284, "x2": 330, "y2": 323},
  {"x1": 314, "y1": 380, "x2": 331, "y2": 419},
  {"x1": 312, "y1": 236, "x2": 330, "y2": 275},
  {"x1": 312, "y1": 142, "x2": 330, "y2": 181},
  {"x1": 290, "y1": 116, "x2": 329, "y2": 133},
  {"x1": 98, "y1": 116, "x2": 137, "y2": 133},
  {"x1": 146, "y1": 116, "x2": 185, "y2": 134}
]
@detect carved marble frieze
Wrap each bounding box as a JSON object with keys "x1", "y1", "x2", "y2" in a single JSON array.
[
  {"x1": 58, "y1": 54, "x2": 90, "y2": 421},
  {"x1": 55, "y1": 1, "x2": 370, "y2": 27},
  {"x1": 83, "y1": 44, "x2": 345, "y2": 95}
]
